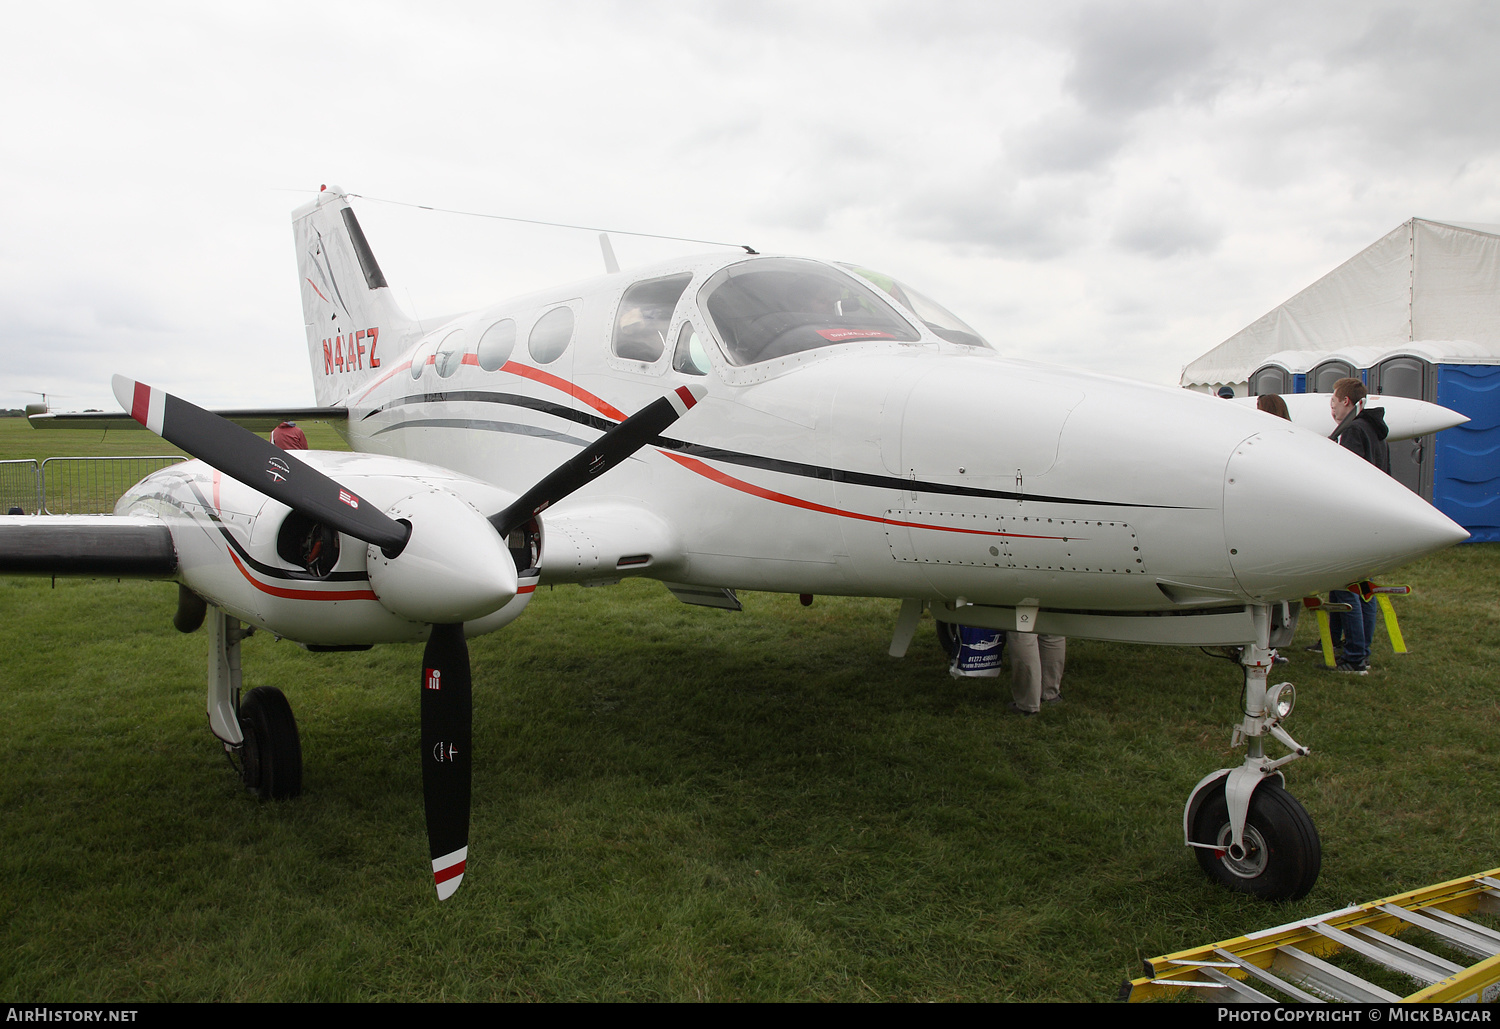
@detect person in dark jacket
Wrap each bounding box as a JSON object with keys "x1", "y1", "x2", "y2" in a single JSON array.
[
  {"x1": 1329, "y1": 378, "x2": 1390, "y2": 473},
  {"x1": 1324, "y1": 378, "x2": 1390, "y2": 673}
]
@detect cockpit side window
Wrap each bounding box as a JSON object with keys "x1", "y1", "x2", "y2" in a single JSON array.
[
  {"x1": 843, "y1": 264, "x2": 993, "y2": 349},
  {"x1": 699, "y1": 258, "x2": 920, "y2": 366},
  {"x1": 613, "y1": 273, "x2": 693, "y2": 363},
  {"x1": 672, "y1": 322, "x2": 710, "y2": 375}
]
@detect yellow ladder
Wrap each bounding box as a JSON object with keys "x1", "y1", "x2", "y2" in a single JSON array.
[{"x1": 1122, "y1": 868, "x2": 1500, "y2": 1003}]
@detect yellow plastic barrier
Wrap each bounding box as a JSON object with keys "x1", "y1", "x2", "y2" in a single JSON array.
[
  {"x1": 1301, "y1": 584, "x2": 1409, "y2": 667},
  {"x1": 1372, "y1": 585, "x2": 1410, "y2": 654}
]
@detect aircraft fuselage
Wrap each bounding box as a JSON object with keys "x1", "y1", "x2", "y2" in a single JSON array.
[{"x1": 284, "y1": 249, "x2": 1465, "y2": 646}]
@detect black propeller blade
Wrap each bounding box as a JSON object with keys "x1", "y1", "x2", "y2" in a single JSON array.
[
  {"x1": 111, "y1": 375, "x2": 707, "y2": 901},
  {"x1": 111, "y1": 376, "x2": 410, "y2": 554},
  {"x1": 421, "y1": 622, "x2": 472, "y2": 900},
  {"x1": 491, "y1": 385, "x2": 705, "y2": 537}
]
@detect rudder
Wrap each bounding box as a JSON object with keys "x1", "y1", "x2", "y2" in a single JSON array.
[{"x1": 293, "y1": 186, "x2": 419, "y2": 405}]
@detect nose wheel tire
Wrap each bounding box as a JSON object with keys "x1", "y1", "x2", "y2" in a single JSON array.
[
  {"x1": 238, "y1": 686, "x2": 302, "y2": 801},
  {"x1": 1191, "y1": 778, "x2": 1320, "y2": 901}
]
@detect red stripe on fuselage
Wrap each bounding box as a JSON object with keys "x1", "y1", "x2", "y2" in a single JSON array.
[
  {"x1": 660, "y1": 452, "x2": 1071, "y2": 540},
  {"x1": 228, "y1": 551, "x2": 380, "y2": 602},
  {"x1": 500, "y1": 362, "x2": 628, "y2": 422},
  {"x1": 355, "y1": 359, "x2": 414, "y2": 404},
  {"x1": 359, "y1": 355, "x2": 634, "y2": 423}
]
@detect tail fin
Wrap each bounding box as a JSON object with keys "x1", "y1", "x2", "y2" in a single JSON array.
[{"x1": 293, "y1": 186, "x2": 420, "y2": 405}]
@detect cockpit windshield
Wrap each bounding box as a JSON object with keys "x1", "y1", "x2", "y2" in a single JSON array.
[
  {"x1": 699, "y1": 258, "x2": 921, "y2": 366},
  {"x1": 841, "y1": 265, "x2": 992, "y2": 349}
]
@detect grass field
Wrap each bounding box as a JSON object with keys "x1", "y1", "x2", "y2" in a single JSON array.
[{"x1": 0, "y1": 417, "x2": 1496, "y2": 1001}]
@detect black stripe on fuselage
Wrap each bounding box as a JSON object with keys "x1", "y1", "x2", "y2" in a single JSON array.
[
  {"x1": 355, "y1": 392, "x2": 1195, "y2": 511},
  {"x1": 648, "y1": 441, "x2": 1191, "y2": 509},
  {"x1": 363, "y1": 392, "x2": 613, "y2": 432},
  {"x1": 371, "y1": 417, "x2": 593, "y2": 447}
]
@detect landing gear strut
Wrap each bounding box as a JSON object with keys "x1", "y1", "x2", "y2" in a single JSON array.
[
  {"x1": 205, "y1": 606, "x2": 303, "y2": 800},
  {"x1": 1184, "y1": 605, "x2": 1320, "y2": 901}
]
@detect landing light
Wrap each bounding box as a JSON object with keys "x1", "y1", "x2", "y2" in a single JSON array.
[{"x1": 1265, "y1": 683, "x2": 1296, "y2": 720}]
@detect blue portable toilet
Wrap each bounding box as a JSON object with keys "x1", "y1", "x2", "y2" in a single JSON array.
[
  {"x1": 1308, "y1": 348, "x2": 1385, "y2": 393},
  {"x1": 1367, "y1": 342, "x2": 1500, "y2": 543},
  {"x1": 1247, "y1": 351, "x2": 1316, "y2": 397}
]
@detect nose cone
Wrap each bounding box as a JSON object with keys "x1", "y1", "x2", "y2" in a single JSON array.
[{"x1": 1223, "y1": 427, "x2": 1468, "y2": 600}]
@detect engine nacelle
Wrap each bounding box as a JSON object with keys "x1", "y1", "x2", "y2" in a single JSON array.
[{"x1": 117, "y1": 452, "x2": 542, "y2": 647}]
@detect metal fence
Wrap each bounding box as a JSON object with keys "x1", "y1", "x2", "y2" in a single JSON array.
[
  {"x1": 40, "y1": 456, "x2": 187, "y2": 514},
  {"x1": 1, "y1": 459, "x2": 42, "y2": 514}
]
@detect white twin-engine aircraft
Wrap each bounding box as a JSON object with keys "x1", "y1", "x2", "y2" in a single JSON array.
[{"x1": 3, "y1": 187, "x2": 1469, "y2": 902}]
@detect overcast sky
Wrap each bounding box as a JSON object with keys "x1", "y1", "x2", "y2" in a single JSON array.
[{"x1": 4, "y1": 0, "x2": 1499, "y2": 410}]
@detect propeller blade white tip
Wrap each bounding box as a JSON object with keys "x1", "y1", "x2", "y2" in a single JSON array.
[
  {"x1": 110, "y1": 375, "x2": 164, "y2": 434},
  {"x1": 110, "y1": 374, "x2": 135, "y2": 412},
  {"x1": 669, "y1": 384, "x2": 708, "y2": 416},
  {"x1": 432, "y1": 846, "x2": 467, "y2": 900}
]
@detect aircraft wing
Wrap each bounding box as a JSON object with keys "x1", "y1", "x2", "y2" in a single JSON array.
[
  {"x1": 1231, "y1": 393, "x2": 1467, "y2": 440},
  {"x1": 0, "y1": 515, "x2": 177, "y2": 577},
  {"x1": 27, "y1": 407, "x2": 348, "y2": 432}
]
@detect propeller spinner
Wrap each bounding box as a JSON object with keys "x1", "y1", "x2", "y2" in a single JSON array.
[{"x1": 112, "y1": 375, "x2": 705, "y2": 899}]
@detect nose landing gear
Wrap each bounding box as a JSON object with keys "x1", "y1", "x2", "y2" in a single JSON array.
[
  {"x1": 238, "y1": 685, "x2": 302, "y2": 801},
  {"x1": 1190, "y1": 775, "x2": 1321, "y2": 901},
  {"x1": 1184, "y1": 610, "x2": 1320, "y2": 901}
]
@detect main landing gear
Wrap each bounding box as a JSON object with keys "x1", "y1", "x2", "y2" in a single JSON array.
[
  {"x1": 1184, "y1": 606, "x2": 1320, "y2": 901},
  {"x1": 238, "y1": 686, "x2": 302, "y2": 801},
  {"x1": 201, "y1": 604, "x2": 303, "y2": 800}
]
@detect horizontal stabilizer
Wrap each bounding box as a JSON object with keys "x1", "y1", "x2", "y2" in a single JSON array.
[{"x1": 0, "y1": 516, "x2": 177, "y2": 577}]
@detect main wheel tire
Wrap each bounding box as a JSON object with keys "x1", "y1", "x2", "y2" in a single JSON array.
[
  {"x1": 936, "y1": 621, "x2": 960, "y2": 659},
  {"x1": 239, "y1": 686, "x2": 302, "y2": 801},
  {"x1": 1191, "y1": 778, "x2": 1321, "y2": 901}
]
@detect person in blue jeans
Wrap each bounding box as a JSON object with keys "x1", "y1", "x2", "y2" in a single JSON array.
[
  {"x1": 1327, "y1": 587, "x2": 1377, "y2": 672},
  {"x1": 1326, "y1": 378, "x2": 1390, "y2": 674}
]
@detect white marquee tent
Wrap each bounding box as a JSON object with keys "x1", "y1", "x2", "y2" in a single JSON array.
[{"x1": 1182, "y1": 218, "x2": 1500, "y2": 392}]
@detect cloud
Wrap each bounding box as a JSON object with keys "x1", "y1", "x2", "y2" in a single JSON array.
[
  {"x1": 1331, "y1": 3, "x2": 1500, "y2": 157},
  {"x1": 1010, "y1": 110, "x2": 1131, "y2": 175},
  {"x1": 1111, "y1": 210, "x2": 1221, "y2": 260},
  {"x1": 1110, "y1": 188, "x2": 1223, "y2": 259},
  {"x1": 1060, "y1": 1, "x2": 1225, "y2": 117},
  {"x1": 895, "y1": 172, "x2": 1095, "y2": 260},
  {"x1": 6, "y1": 0, "x2": 1500, "y2": 402}
]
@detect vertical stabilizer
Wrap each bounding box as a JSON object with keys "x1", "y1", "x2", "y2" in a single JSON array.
[{"x1": 293, "y1": 186, "x2": 420, "y2": 405}]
